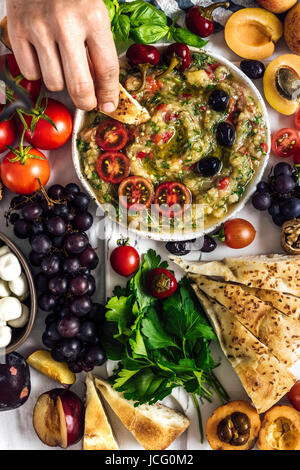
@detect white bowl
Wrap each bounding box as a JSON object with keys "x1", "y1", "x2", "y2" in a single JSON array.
[{"x1": 72, "y1": 45, "x2": 271, "y2": 242}]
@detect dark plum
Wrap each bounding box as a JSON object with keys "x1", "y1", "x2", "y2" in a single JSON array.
[
  {"x1": 240, "y1": 60, "x2": 265, "y2": 79},
  {"x1": 200, "y1": 235, "x2": 217, "y2": 253},
  {"x1": 52, "y1": 236, "x2": 64, "y2": 249},
  {"x1": 0, "y1": 352, "x2": 31, "y2": 411}
]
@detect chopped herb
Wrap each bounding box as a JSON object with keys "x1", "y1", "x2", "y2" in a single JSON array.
[{"x1": 77, "y1": 138, "x2": 90, "y2": 152}]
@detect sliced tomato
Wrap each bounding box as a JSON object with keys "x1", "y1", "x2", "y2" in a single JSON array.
[
  {"x1": 118, "y1": 176, "x2": 154, "y2": 211},
  {"x1": 294, "y1": 148, "x2": 300, "y2": 165},
  {"x1": 96, "y1": 119, "x2": 128, "y2": 151},
  {"x1": 137, "y1": 151, "x2": 153, "y2": 159},
  {"x1": 217, "y1": 177, "x2": 229, "y2": 190},
  {"x1": 151, "y1": 130, "x2": 174, "y2": 146},
  {"x1": 271, "y1": 128, "x2": 300, "y2": 158},
  {"x1": 260, "y1": 142, "x2": 269, "y2": 153},
  {"x1": 96, "y1": 152, "x2": 130, "y2": 184},
  {"x1": 145, "y1": 76, "x2": 162, "y2": 93},
  {"x1": 154, "y1": 182, "x2": 191, "y2": 217},
  {"x1": 295, "y1": 109, "x2": 300, "y2": 131}
]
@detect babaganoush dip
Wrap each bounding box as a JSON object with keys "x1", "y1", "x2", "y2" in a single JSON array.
[{"x1": 77, "y1": 49, "x2": 268, "y2": 235}]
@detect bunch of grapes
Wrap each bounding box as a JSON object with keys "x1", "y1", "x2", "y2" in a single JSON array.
[
  {"x1": 8, "y1": 183, "x2": 106, "y2": 373},
  {"x1": 252, "y1": 162, "x2": 300, "y2": 226}
]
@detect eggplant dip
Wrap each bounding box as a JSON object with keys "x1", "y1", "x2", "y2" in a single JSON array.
[{"x1": 77, "y1": 50, "x2": 268, "y2": 234}]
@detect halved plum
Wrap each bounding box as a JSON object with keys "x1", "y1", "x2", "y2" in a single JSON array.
[{"x1": 0, "y1": 352, "x2": 31, "y2": 411}]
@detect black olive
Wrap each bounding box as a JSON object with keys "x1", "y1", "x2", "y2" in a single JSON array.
[
  {"x1": 240, "y1": 60, "x2": 265, "y2": 80},
  {"x1": 231, "y1": 412, "x2": 250, "y2": 434},
  {"x1": 231, "y1": 432, "x2": 250, "y2": 446},
  {"x1": 200, "y1": 235, "x2": 217, "y2": 253},
  {"x1": 216, "y1": 122, "x2": 236, "y2": 147},
  {"x1": 217, "y1": 418, "x2": 233, "y2": 443},
  {"x1": 165, "y1": 239, "x2": 196, "y2": 256},
  {"x1": 196, "y1": 157, "x2": 222, "y2": 177},
  {"x1": 208, "y1": 89, "x2": 230, "y2": 112}
]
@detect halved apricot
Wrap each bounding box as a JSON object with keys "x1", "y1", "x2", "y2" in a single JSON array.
[
  {"x1": 257, "y1": 0, "x2": 297, "y2": 14},
  {"x1": 257, "y1": 405, "x2": 300, "y2": 450},
  {"x1": 27, "y1": 350, "x2": 75, "y2": 387},
  {"x1": 284, "y1": 4, "x2": 300, "y2": 55},
  {"x1": 225, "y1": 8, "x2": 283, "y2": 60},
  {"x1": 264, "y1": 55, "x2": 300, "y2": 115}
]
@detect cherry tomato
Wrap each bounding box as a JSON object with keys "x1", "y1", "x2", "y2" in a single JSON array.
[
  {"x1": 0, "y1": 106, "x2": 17, "y2": 152},
  {"x1": 118, "y1": 176, "x2": 154, "y2": 211},
  {"x1": 1, "y1": 147, "x2": 50, "y2": 194},
  {"x1": 294, "y1": 148, "x2": 300, "y2": 165},
  {"x1": 0, "y1": 54, "x2": 41, "y2": 100},
  {"x1": 288, "y1": 381, "x2": 300, "y2": 411},
  {"x1": 96, "y1": 119, "x2": 128, "y2": 151},
  {"x1": 271, "y1": 128, "x2": 300, "y2": 158},
  {"x1": 154, "y1": 182, "x2": 191, "y2": 217},
  {"x1": 23, "y1": 98, "x2": 72, "y2": 150},
  {"x1": 294, "y1": 109, "x2": 300, "y2": 131},
  {"x1": 110, "y1": 242, "x2": 140, "y2": 277},
  {"x1": 96, "y1": 152, "x2": 130, "y2": 184},
  {"x1": 223, "y1": 218, "x2": 256, "y2": 249},
  {"x1": 146, "y1": 268, "x2": 177, "y2": 299}
]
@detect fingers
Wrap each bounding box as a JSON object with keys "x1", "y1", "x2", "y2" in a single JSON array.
[
  {"x1": 58, "y1": 38, "x2": 97, "y2": 111},
  {"x1": 87, "y1": 27, "x2": 119, "y2": 113},
  {"x1": 32, "y1": 40, "x2": 65, "y2": 92},
  {"x1": 8, "y1": 37, "x2": 41, "y2": 81}
]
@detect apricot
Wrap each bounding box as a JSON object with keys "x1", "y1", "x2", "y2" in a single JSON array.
[
  {"x1": 257, "y1": 405, "x2": 300, "y2": 450},
  {"x1": 284, "y1": 4, "x2": 300, "y2": 56},
  {"x1": 27, "y1": 350, "x2": 76, "y2": 387},
  {"x1": 257, "y1": 0, "x2": 297, "y2": 14},
  {"x1": 0, "y1": 17, "x2": 11, "y2": 50},
  {"x1": 225, "y1": 8, "x2": 283, "y2": 60},
  {"x1": 264, "y1": 55, "x2": 300, "y2": 115}
]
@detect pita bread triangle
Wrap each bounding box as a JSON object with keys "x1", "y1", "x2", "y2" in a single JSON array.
[
  {"x1": 101, "y1": 83, "x2": 150, "y2": 125},
  {"x1": 242, "y1": 286, "x2": 300, "y2": 320},
  {"x1": 192, "y1": 286, "x2": 296, "y2": 414},
  {"x1": 193, "y1": 275, "x2": 300, "y2": 367}
]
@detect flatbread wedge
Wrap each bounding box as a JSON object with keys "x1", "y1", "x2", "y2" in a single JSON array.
[
  {"x1": 194, "y1": 275, "x2": 300, "y2": 366},
  {"x1": 172, "y1": 254, "x2": 300, "y2": 296},
  {"x1": 83, "y1": 373, "x2": 119, "y2": 450},
  {"x1": 94, "y1": 376, "x2": 190, "y2": 450},
  {"x1": 192, "y1": 286, "x2": 296, "y2": 414},
  {"x1": 101, "y1": 83, "x2": 150, "y2": 125},
  {"x1": 243, "y1": 286, "x2": 300, "y2": 320}
]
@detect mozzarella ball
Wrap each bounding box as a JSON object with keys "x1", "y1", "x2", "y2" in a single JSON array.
[
  {"x1": 8, "y1": 304, "x2": 29, "y2": 328},
  {"x1": 9, "y1": 273, "x2": 28, "y2": 299},
  {"x1": 0, "y1": 325, "x2": 12, "y2": 347},
  {"x1": 0, "y1": 279, "x2": 11, "y2": 298},
  {"x1": 0, "y1": 297, "x2": 22, "y2": 322},
  {"x1": 0, "y1": 253, "x2": 22, "y2": 281},
  {"x1": 0, "y1": 246, "x2": 10, "y2": 257}
]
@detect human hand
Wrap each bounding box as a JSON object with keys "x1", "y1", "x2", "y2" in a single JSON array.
[{"x1": 6, "y1": 0, "x2": 119, "y2": 111}]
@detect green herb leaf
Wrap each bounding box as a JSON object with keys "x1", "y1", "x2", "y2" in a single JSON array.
[
  {"x1": 112, "y1": 14, "x2": 131, "y2": 42},
  {"x1": 142, "y1": 308, "x2": 179, "y2": 350},
  {"x1": 129, "y1": 3, "x2": 167, "y2": 27},
  {"x1": 130, "y1": 23, "x2": 169, "y2": 44},
  {"x1": 171, "y1": 27, "x2": 208, "y2": 48}
]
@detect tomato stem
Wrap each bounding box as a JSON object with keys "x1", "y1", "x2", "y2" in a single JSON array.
[{"x1": 117, "y1": 236, "x2": 130, "y2": 246}]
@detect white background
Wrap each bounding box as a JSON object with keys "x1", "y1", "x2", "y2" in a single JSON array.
[{"x1": 0, "y1": 0, "x2": 299, "y2": 451}]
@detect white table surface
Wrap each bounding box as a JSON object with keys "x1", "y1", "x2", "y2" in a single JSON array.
[{"x1": 0, "y1": 0, "x2": 299, "y2": 451}]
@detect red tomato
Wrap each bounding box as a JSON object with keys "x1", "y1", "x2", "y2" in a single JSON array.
[
  {"x1": 145, "y1": 76, "x2": 162, "y2": 93},
  {"x1": 218, "y1": 177, "x2": 229, "y2": 190},
  {"x1": 154, "y1": 182, "x2": 191, "y2": 217},
  {"x1": 110, "y1": 243, "x2": 140, "y2": 277},
  {"x1": 118, "y1": 176, "x2": 154, "y2": 211},
  {"x1": 271, "y1": 128, "x2": 300, "y2": 158},
  {"x1": 294, "y1": 148, "x2": 300, "y2": 165},
  {"x1": 0, "y1": 106, "x2": 17, "y2": 152},
  {"x1": 96, "y1": 152, "x2": 130, "y2": 184},
  {"x1": 96, "y1": 119, "x2": 128, "y2": 151},
  {"x1": 23, "y1": 98, "x2": 72, "y2": 150},
  {"x1": 1, "y1": 147, "x2": 50, "y2": 194},
  {"x1": 137, "y1": 151, "x2": 153, "y2": 159},
  {"x1": 223, "y1": 219, "x2": 256, "y2": 249},
  {"x1": 146, "y1": 268, "x2": 177, "y2": 299},
  {"x1": 1, "y1": 54, "x2": 41, "y2": 100},
  {"x1": 260, "y1": 142, "x2": 269, "y2": 153},
  {"x1": 288, "y1": 381, "x2": 300, "y2": 411},
  {"x1": 294, "y1": 109, "x2": 300, "y2": 131}
]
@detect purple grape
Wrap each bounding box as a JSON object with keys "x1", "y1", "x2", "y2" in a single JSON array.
[
  {"x1": 45, "y1": 313, "x2": 58, "y2": 325},
  {"x1": 30, "y1": 234, "x2": 52, "y2": 254},
  {"x1": 65, "y1": 209, "x2": 76, "y2": 223},
  {"x1": 84, "y1": 345, "x2": 106, "y2": 366},
  {"x1": 67, "y1": 361, "x2": 83, "y2": 373},
  {"x1": 64, "y1": 232, "x2": 88, "y2": 254},
  {"x1": 45, "y1": 322, "x2": 61, "y2": 342},
  {"x1": 256, "y1": 181, "x2": 269, "y2": 192},
  {"x1": 49, "y1": 275, "x2": 68, "y2": 296},
  {"x1": 40, "y1": 199, "x2": 52, "y2": 215},
  {"x1": 42, "y1": 332, "x2": 58, "y2": 349},
  {"x1": 69, "y1": 275, "x2": 89, "y2": 296},
  {"x1": 34, "y1": 272, "x2": 49, "y2": 293},
  {"x1": 82, "y1": 362, "x2": 94, "y2": 372},
  {"x1": 72, "y1": 192, "x2": 90, "y2": 212},
  {"x1": 70, "y1": 295, "x2": 92, "y2": 316},
  {"x1": 274, "y1": 162, "x2": 292, "y2": 177},
  {"x1": 276, "y1": 174, "x2": 296, "y2": 194},
  {"x1": 77, "y1": 321, "x2": 96, "y2": 342},
  {"x1": 14, "y1": 218, "x2": 32, "y2": 239},
  {"x1": 45, "y1": 216, "x2": 66, "y2": 237},
  {"x1": 53, "y1": 204, "x2": 69, "y2": 219},
  {"x1": 78, "y1": 246, "x2": 99, "y2": 269},
  {"x1": 31, "y1": 220, "x2": 44, "y2": 235},
  {"x1": 280, "y1": 197, "x2": 300, "y2": 219},
  {"x1": 41, "y1": 254, "x2": 61, "y2": 277},
  {"x1": 268, "y1": 203, "x2": 280, "y2": 217},
  {"x1": 200, "y1": 235, "x2": 217, "y2": 253},
  {"x1": 51, "y1": 343, "x2": 66, "y2": 362},
  {"x1": 62, "y1": 257, "x2": 81, "y2": 275},
  {"x1": 252, "y1": 191, "x2": 272, "y2": 211},
  {"x1": 86, "y1": 275, "x2": 96, "y2": 296},
  {"x1": 52, "y1": 236, "x2": 64, "y2": 249},
  {"x1": 10, "y1": 195, "x2": 27, "y2": 209},
  {"x1": 38, "y1": 293, "x2": 57, "y2": 311},
  {"x1": 22, "y1": 202, "x2": 43, "y2": 221},
  {"x1": 58, "y1": 306, "x2": 71, "y2": 318},
  {"x1": 59, "y1": 338, "x2": 82, "y2": 360},
  {"x1": 9, "y1": 213, "x2": 19, "y2": 225},
  {"x1": 73, "y1": 212, "x2": 93, "y2": 231},
  {"x1": 87, "y1": 303, "x2": 106, "y2": 324},
  {"x1": 48, "y1": 184, "x2": 65, "y2": 200},
  {"x1": 29, "y1": 250, "x2": 44, "y2": 267},
  {"x1": 65, "y1": 183, "x2": 80, "y2": 195},
  {"x1": 57, "y1": 315, "x2": 80, "y2": 338}
]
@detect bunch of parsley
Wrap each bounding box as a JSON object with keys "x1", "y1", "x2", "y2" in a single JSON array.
[{"x1": 101, "y1": 249, "x2": 229, "y2": 440}]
